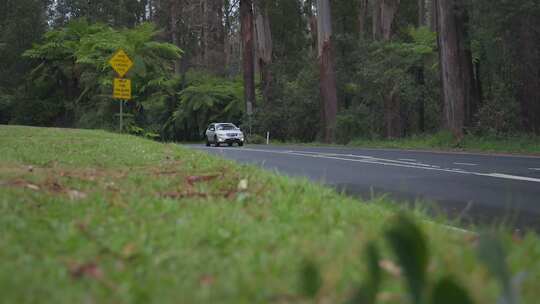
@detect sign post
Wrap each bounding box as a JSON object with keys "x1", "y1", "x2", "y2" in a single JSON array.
[{"x1": 109, "y1": 49, "x2": 134, "y2": 132}]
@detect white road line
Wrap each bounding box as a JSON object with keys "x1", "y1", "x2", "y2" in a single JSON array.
[
  {"x1": 207, "y1": 147, "x2": 540, "y2": 183},
  {"x1": 399, "y1": 158, "x2": 417, "y2": 162},
  {"x1": 530, "y1": 168, "x2": 540, "y2": 171},
  {"x1": 296, "y1": 152, "x2": 433, "y2": 168},
  {"x1": 478, "y1": 173, "x2": 540, "y2": 183},
  {"x1": 454, "y1": 162, "x2": 478, "y2": 166}
]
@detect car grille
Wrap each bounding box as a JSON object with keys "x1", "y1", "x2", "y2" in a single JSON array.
[{"x1": 227, "y1": 133, "x2": 237, "y2": 137}]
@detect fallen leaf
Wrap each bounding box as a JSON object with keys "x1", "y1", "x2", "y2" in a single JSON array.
[
  {"x1": 237, "y1": 179, "x2": 248, "y2": 191},
  {"x1": 68, "y1": 261, "x2": 103, "y2": 280},
  {"x1": 46, "y1": 180, "x2": 65, "y2": 193},
  {"x1": 186, "y1": 175, "x2": 219, "y2": 186},
  {"x1": 122, "y1": 243, "x2": 137, "y2": 259},
  {"x1": 199, "y1": 275, "x2": 215, "y2": 286},
  {"x1": 26, "y1": 184, "x2": 40, "y2": 191},
  {"x1": 67, "y1": 190, "x2": 87, "y2": 200},
  {"x1": 379, "y1": 259, "x2": 401, "y2": 277}
]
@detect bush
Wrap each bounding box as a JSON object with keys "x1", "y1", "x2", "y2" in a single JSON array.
[
  {"x1": 474, "y1": 83, "x2": 520, "y2": 136},
  {"x1": 246, "y1": 134, "x2": 266, "y2": 144}
]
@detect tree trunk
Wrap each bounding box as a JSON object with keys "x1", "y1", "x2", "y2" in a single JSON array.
[
  {"x1": 204, "y1": 0, "x2": 226, "y2": 75},
  {"x1": 418, "y1": 0, "x2": 425, "y2": 27},
  {"x1": 305, "y1": 0, "x2": 317, "y2": 54},
  {"x1": 374, "y1": 0, "x2": 402, "y2": 138},
  {"x1": 516, "y1": 14, "x2": 540, "y2": 134},
  {"x1": 169, "y1": 0, "x2": 180, "y2": 75},
  {"x1": 417, "y1": 0, "x2": 426, "y2": 132},
  {"x1": 169, "y1": 0, "x2": 181, "y2": 75},
  {"x1": 435, "y1": 0, "x2": 475, "y2": 139},
  {"x1": 254, "y1": 4, "x2": 273, "y2": 104},
  {"x1": 428, "y1": 0, "x2": 436, "y2": 32},
  {"x1": 373, "y1": 0, "x2": 400, "y2": 40},
  {"x1": 358, "y1": 0, "x2": 369, "y2": 38},
  {"x1": 240, "y1": 0, "x2": 256, "y2": 118},
  {"x1": 372, "y1": 0, "x2": 382, "y2": 39},
  {"x1": 384, "y1": 85, "x2": 402, "y2": 138},
  {"x1": 317, "y1": 0, "x2": 338, "y2": 143}
]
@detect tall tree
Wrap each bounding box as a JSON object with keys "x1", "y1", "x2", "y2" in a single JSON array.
[
  {"x1": 373, "y1": 0, "x2": 402, "y2": 138},
  {"x1": 418, "y1": 0, "x2": 426, "y2": 26},
  {"x1": 514, "y1": 8, "x2": 540, "y2": 133},
  {"x1": 169, "y1": 0, "x2": 181, "y2": 75},
  {"x1": 317, "y1": 0, "x2": 338, "y2": 143},
  {"x1": 417, "y1": 0, "x2": 426, "y2": 132},
  {"x1": 435, "y1": 0, "x2": 476, "y2": 138},
  {"x1": 254, "y1": 2, "x2": 273, "y2": 104},
  {"x1": 203, "y1": 0, "x2": 226, "y2": 75},
  {"x1": 240, "y1": 0, "x2": 256, "y2": 123},
  {"x1": 373, "y1": 0, "x2": 400, "y2": 40},
  {"x1": 305, "y1": 0, "x2": 317, "y2": 54},
  {"x1": 358, "y1": 0, "x2": 369, "y2": 38}
]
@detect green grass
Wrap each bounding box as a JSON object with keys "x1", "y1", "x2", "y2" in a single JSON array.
[
  {"x1": 262, "y1": 132, "x2": 540, "y2": 155},
  {"x1": 347, "y1": 132, "x2": 540, "y2": 155},
  {"x1": 0, "y1": 125, "x2": 539, "y2": 303}
]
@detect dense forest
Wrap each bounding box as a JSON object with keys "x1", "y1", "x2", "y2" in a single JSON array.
[{"x1": 0, "y1": 0, "x2": 539, "y2": 143}]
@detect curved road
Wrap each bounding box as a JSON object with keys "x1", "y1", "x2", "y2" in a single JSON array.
[{"x1": 191, "y1": 144, "x2": 540, "y2": 231}]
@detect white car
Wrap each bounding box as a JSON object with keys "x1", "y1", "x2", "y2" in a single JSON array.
[{"x1": 205, "y1": 123, "x2": 245, "y2": 147}]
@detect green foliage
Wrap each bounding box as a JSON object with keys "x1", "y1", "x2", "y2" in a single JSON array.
[
  {"x1": 15, "y1": 19, "x2": 181, "y2": 132},
  {"x1": 431, "y1": 277, "x2": 475, "y2": 304},
  {"x1": 246, "y1": 134, "x2": 266, "y2": 144},
  {"x1": 162, "y1": 72, "x2": 244, "y2": 141},
  {"x1": 253, "y1": 61, "x2": 321, "y2": 141},
  {"x1": 300, "y1": 260, "x2": 322, "y2": 298},
  {"x1": 347, "y1": 243, "x2": 382, "y2": 304},
  {"x1": 385, "y1": 215, "x2": 429, "y2": 303},
  {"x1": 336, "y1": 26, "x2": 440, "y2": 142},
  {"x1": 478, "y1": 233, "x2": 522, "y2": 304},
  {"x1": 340, "y1": 215, "x2": 523, "y2": 304}
]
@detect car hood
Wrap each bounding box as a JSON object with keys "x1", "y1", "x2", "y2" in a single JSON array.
[{"x1": 216, "y1": 130, "x2": 243, "y2": 135}]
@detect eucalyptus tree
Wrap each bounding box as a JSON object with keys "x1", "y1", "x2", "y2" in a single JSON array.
[{"x1": 317, "y1": 0, "x2": 338, "y2": 143}]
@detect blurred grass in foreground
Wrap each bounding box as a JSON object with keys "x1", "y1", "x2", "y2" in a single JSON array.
[{"x1": 0, "y1": 125, "x2": 539, "y2": 303}]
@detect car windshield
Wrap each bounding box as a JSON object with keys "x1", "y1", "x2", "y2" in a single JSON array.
[{"x1": 217, "y1": 124, "x2": 237, "y2": 131}]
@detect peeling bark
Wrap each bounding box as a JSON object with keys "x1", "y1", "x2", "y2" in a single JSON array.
[
  {"x1": 435, "y1": 0, "x2": 475, "y2": 138},
  {"x1": 373, "y1": 0, "x2": 400, "y2": 40},
  {"x1": 254, "y1": 4, "x2": 273, "y2": 104},
  {"x1": 317, "y1": 0, "x2": 338, "y2": 143},
  {"x1": 240, "y1": 0, "x2": 256, "y2": 116}
]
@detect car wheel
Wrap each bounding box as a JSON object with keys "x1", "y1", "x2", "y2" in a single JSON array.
[
  {"x1": 205, "y1": 138, "x2": 210, "y2": 147},
  {"x1": 228, "y1": 143, "x2": 233, "y2": 147},
  {"x1": 214, "y1": 136, "x2": 220, "y2": 147},
  {"x1": 238, "y1": 142, "x2": 244, "y2": 147}
]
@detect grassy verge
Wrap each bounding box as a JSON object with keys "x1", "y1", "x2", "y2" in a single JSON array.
[
  {"x1": 349, "y1": 132, "x2": 540, "y2": 155},
  {"x1": 262, "y1": 132, "x2": 540, "y2": 156},
  {"x1": 1, "y1": 125, "x2": 539, "y2": 303}
]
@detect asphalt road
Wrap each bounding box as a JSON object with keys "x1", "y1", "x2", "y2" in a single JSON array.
[{"x1": 190, "y1": 144, "x2": 540, "y2": 231}]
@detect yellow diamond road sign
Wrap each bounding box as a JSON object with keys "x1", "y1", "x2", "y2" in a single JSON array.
[
  {"x1": 113, "y1": 78, "x2": 132, "y2": 100},
  {"x1": 109, "y1": 49, "x2": 133, "y2": 78}
]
